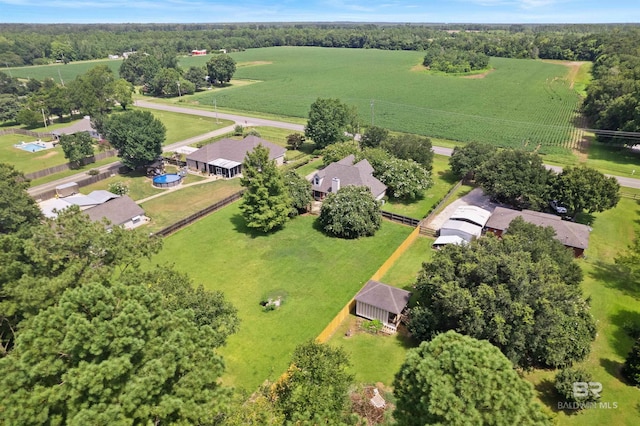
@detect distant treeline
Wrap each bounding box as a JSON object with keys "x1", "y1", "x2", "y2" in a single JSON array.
[
  {"x1": 0, "y1": 23, "x2": 638, "y2": 66},
  {"x1": 1, "y1": 23, "x2": 639, "y2": 140}
]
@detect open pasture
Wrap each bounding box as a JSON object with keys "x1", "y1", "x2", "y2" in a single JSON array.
[
  {"x1": 150, "y1": 202, "x2": 412, "y2": 391},
  {"x1": 191, "y1": 47, "x2": 581, "y2": 154}
]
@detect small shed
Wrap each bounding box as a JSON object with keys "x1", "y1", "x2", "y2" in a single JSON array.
[
  {"x1": 355, "y1": 280, "x2": 411, "y2": 333},
  {"x1": 55, "y1": 182, "x2": 79, "y2": 198}
]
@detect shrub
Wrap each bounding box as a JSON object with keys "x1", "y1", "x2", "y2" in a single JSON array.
[
  {"x1": 362, "y1": 319, "x2": 383, "y2": 334},
  {"x1": 555, "y1": 368, "x2": 599, "y2": 406},
  {"x1": 318, "y1": 186, "x2": 381, "y2": 239},
  {"x1": 108, "y1": 181, "x2": 130, "y2": 196},
  {"x1": 622, "y1": 338, "x2": 640, "y2": 387}
]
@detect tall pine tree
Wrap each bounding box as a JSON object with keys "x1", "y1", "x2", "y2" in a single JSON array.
[{"x1": 240, "y1": 145, "x2": 291, "y2": 232}]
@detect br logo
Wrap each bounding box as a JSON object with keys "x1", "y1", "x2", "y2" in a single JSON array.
[{"x1": 572, "y1": 382, "x2": 602, "y2": 399}]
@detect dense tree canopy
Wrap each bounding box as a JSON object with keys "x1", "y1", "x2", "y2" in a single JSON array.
[
  {"x1": 206, "y1": 54, "x2": 236, "y2": 85},
  {"x1": 119, "y1": 52, "x2": 161, "y2": 86},
  {"x1": 623, "y1": 338, "x2": 640, "y2": 387},
  {"x1": 409, "y1": 218, "x2": 595, "y2": 369},
  {"x1": 283, "y1": 170, "x2": 312, "y2": 217},
  {"x1": 59, "y1": 131, "x2": 94, "y2": 165},
  {"x1": 449, "y1": 141, "x2": 498, "y2": 180},
  {"x1": 240, "y1": 144, "x2": 291, "y2": 232},
  {"x1": 321, "y1": 140, "x2": 360, "y2": 167},
  {"x1": 423, "y1": 47, "x2": 490, "y2": 73},
  {"x1": 0, "y1": 163, "x2": 42, "y2": 236},
  {"x1": 393, "y1": 331, "x2": 551, "y2": 425},
  {"x1": 382, "y1": 134, "x2": 433, "y2": 171},
  {"x1": 376, "y1": 157, "x2": 432, "y2": 200},
  {"x1": 360, "y1": 125, "x2": 389, "y2": 149},
  {"x1": 319, "y1": 185, "x2": 381, "y2": 239},
  {"x1": 552, "y1": 166, "x2": 620, "y2": 216},
  {"x1": 270, "y1": 340, "x2": 353, "y2": 423},
  {"x1": 0, "y1": 279, "x2": 232, "y2": 425},
  {"x1": 475, "y1": 148, "x2": 552, "y2": 210},
  {"x1": 103, "y1": 110, "x2": 166, "y2": 169},
  {"x1": 305, "y1": 98, "x2": 355, "y2": 149}
]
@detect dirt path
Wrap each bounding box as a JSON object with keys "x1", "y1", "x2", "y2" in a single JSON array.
[{"x1": 541, "y1": 60, "x2": 587, "y2": 89}]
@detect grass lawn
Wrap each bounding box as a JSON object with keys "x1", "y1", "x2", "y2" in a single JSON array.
[
  {"x1": 585, "y1": 139, "x2": 640, "y2": 178},
  {"x1": 382, "y1": 154, "x2": 459, "y2": 219},
  {"x1": 127, "y1": 107, "x2": 233, "y2": 145},
  {"x1": 525, "y1": 197, "x2": 640, "y2": 425},
  {"x1": 28, "y1": 156, "x2": 120, "y2": 187},
  {"x1": 141, "y1": 179, "x2": 243, "y2": 233},
  {"x1": 150, "y1": 203, "x2": 413, "y2": 391},
  {"x1": 79, "y1": 166, "x2": 206, "y2": 201},
  {"x1": 295, "y1": 158, "x2": 323, "y2": 178}
]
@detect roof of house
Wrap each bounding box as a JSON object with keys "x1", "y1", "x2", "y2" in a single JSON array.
[
  {"x1": 186, "y1": 135, "x2": 286, "y2": 165},
  {"x1": 355, "y1": 280, "x2": 411, "y2": 315},
  {"x1": 485, "y1": 206, "x2": 591, "y2": 249},
  {"x1": 449, "y1": 205, "x2": 492, "y2": 228},
  {"x1": 312, "y1": 155, "x2": 387, "y2": 198},
  {"x1": 39, "y1": 198, "x2": 73, "y2": 219},
  {"x1": 51, "y1": 116, "x2": 97, "y2": 136},
  {"x1": 440, "y1": 219, "x2": 483, "y2": 237},
  {"x1": 84, "y1": 196, "x2": 145, "y2": 226},
  {"x1": 433, "y1": 235, "x2": 468, "y2": 246}
]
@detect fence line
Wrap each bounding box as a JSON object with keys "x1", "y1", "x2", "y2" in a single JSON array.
[
  {"x1": 420, "y1": 181, "x2": 462, "y2": 228},
  {"x1": 0, "y1": 128, "x2": 53, "y2": 138},
  {"x1": 153, "y1": 190, "x2": 245, "y2": 237},
  {"x1": 316, "y1": 299, "x2": 357, "y2": 343},
  {"x1": 379, "y1": 210, "x2": 420, "y2": 227},
  {"x1": 620, "y1": 192, "x2": 640, "y2": 200},
  {"x1": 30, "y1": 164, "x2": 124, "y2": 201},
  {"x1": 25, "y1": 149, "x2": 118, "y2": 180}
]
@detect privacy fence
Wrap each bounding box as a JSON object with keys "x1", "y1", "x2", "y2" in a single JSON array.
[{"x1": 25, "y1": 149, "x2": 118, "y2": 181}]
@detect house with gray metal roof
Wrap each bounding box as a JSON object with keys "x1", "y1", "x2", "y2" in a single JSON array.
[
  {"x1": 51, "y1": 116, "x2": 100, "y2": 140},
  {"x1": 355, "y1": 280, "x2": 411, "y2": 333},
  {"x1": 311, "y1": 155, "x2": 386, "y2": 201},
  {"x1": 185, "y1": 135, "x2": 286, "y2": 178},
  {"x1": 485, "y1": 206, "x2": 591, "y2": 257}
]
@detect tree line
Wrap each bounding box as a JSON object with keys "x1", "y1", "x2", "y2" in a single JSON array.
[{"x1": 1, "y1": 23, "x2": 634, "y2": 66}]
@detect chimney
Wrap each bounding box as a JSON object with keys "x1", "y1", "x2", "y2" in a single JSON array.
[{"x1": 331, "y1": 177, "x2": 340, "y2": 193}]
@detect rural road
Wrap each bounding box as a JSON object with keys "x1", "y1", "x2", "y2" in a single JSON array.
[{"x1": 27, "y1": 101, "x2": 640, "y2": 196}]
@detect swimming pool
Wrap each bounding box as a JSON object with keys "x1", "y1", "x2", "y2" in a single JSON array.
[
  {"x1": 152, "y1": 173, "x2": 182, "y2": 188},
  {"x1": 15, "y1": 142, "x2": 48, "y2": 153}
]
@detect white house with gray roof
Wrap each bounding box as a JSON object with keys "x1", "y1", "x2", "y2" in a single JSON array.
[
  {"x1": 311, "y1": 155, "x2": 386, "y2": 201},
  {"x1": 186, "y1": 135, "x2": 286, "y2": 178},
  {"x1": 355, "y1": 280, "x2": 411, "y2": 333}
]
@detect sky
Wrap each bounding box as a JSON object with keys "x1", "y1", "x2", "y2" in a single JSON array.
[{"x1": 0, "y1": 0, "x2": 638, "y2": 24}]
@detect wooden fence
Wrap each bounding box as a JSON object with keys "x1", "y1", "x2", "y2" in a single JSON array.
[
  {"x1": 316, "y1": 299, "x2": 357, "y2": 343},
  {"x1": 154, "y1": 190, "x2": 245, "y2": 237},
  {"x1": 620, "y1": 192, "x2": 640, "y2": 200},
  {"x1": 25, "y1": 149, "x2": 118, "y2": 180},
  {"x1": 0, "y1": 128, "x2": 53, "y2": 138},
  {"x1": 30, "y1": 164, "x2": 124, "y2": 201},
  {"x1": 380, "y1": 210, "x2": 420, "y2": 227}
]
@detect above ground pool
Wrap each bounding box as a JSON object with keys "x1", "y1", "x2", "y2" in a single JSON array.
[{"x1": 152, "y1": 173, "x2": 182, "y2": 188}]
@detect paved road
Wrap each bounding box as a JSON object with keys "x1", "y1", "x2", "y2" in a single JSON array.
[
  {"x1": 134, "y1": 100, "x2": 305, "y2": 132},
  {"x1": 29, "y1": 101, "x2": 640, "y2": 195}
]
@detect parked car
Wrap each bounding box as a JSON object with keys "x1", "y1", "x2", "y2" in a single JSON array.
[{"x1": 550, "y1": 200, "x2": 567, "y2": 214}]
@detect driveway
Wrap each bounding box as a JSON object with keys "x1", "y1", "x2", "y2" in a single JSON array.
[{"x1": 427, "y1": 187, "x2": 499, "y2": 230}]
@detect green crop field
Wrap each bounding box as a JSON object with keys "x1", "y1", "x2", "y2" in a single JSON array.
[
  {"x1": 9, "y1": 48, "x2": 583, "y2": 155},
  {"x1": 191, "y1": 47, "x2": 581, "y2": 155}
]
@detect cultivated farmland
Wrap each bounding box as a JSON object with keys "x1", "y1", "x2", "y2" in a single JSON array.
[
  {"x1": 7, "y1": 47, "x2": 583, "y2": 154},
  {"x1": 196, "y1": 47, "x2": 582, "y2": 155}
]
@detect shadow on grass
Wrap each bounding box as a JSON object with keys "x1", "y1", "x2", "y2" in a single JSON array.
[
  {"x1": 229, "y1": 213, "x2": 284, "y2": 239},
  {"x1": 534, "y1": 378, "x2": 571, "y2": 415},
  {"x1": 589, "y1": 260, "x2": 640, "y2": 300},
  {"x1": 608, "y1": 309, "x2": 640, "y2": 358},
  {"x1": 436, "y1": 169, "x2": 460, "y2": 185},
  {"x1": 600, "y1": 358, "x2": 625, "y2": 381},
  {"x1": 588, "y1": 140, "x2": 640, "y2": 167}
]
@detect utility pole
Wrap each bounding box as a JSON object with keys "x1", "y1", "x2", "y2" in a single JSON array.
[
  {"x1": 370, "y1": 99, "x2": 374, "y2": 126},
  {"x1": 4, "y1": 63, "x2": 11, "y2": 78},
  {"x1": 41, "y1": 108, "x2": 48, "y2": 129},
  {"x1": 214, "y1": 98, "x2": 219, "y2": 124},
  {"x1": 176, "y1": 81, "x2": 181, "y2": 97},
  {"x1": 57, "y1": 69, "x2": 64, "y2": 86}
]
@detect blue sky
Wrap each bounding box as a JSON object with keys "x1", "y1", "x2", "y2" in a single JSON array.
[{"x1": 0, "y1": 0, "x2": 638, "y2": 24}]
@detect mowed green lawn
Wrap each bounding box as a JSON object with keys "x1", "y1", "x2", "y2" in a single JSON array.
[
  {"x1": 180, "y1": 47, "x2": 581, "y2": 153},
  {"x1": 525, "y1": 197, "x2": 640, "y2": 425},
  {"x1": 150, "y1": 203, "x2": 413, "y2": 391},
  {"x1": 382, "y1": 154, "x2": 459, "y2": 219}
]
